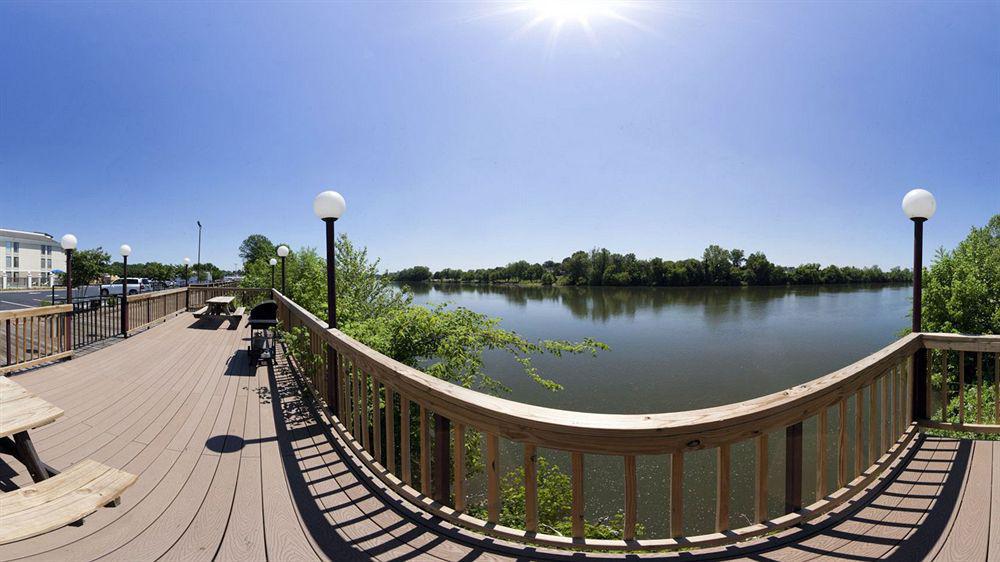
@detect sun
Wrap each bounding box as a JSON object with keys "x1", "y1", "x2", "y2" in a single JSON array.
[{"x1": 527, "y1": 0, "x2": 617, "y2": 24}]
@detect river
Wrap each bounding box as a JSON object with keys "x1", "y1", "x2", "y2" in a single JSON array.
[{"x1": 407, "y1": 283, "x2": 912, "y2": 537}]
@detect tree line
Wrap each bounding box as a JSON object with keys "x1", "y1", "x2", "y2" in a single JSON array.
[
  {"x1": 61, "y1": 247, "x2": 226, "y2": 286},
  {"x1": 393, "y1": 245, "x2": 912, "y2": 287}
]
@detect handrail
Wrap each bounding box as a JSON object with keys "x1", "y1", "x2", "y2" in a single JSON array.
[
  {"x1": 271, "y1": 290, "x2": 997, "y2": 551},
  {"x1": 917, "y1": 333, "x2": 1000, "y2": 435},
  {"x1": 1, "y1": 304, "x2": 73, "y2": 374}
]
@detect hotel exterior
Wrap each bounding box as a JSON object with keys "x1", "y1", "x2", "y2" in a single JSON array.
[{"x1": 0, "y1": 228, "x2": 66, "y2": 289}]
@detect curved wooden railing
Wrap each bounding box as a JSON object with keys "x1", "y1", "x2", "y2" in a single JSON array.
[
  {"x1": 918, "y1": 334, "x2": 1000, "y2": 434},
  {"x1": 125, "y1": 287, "x2": 188, "y2": 334},
  {"x1": 1, "y1": 305, "x2": 72, "y2": 374},
  {"x1": 276, "y1": 290, "x2": 1000, "y2": 551}
]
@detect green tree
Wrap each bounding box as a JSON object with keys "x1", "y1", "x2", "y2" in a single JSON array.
[
  {"x1": 239, "y1": 234, "x2": 275, "y2": 266},
  {"x1": 702, "y1": 245, "x2": 733, "y2": 285},
  {"x1": 923, "y1": 214, "x2": 1000, "y2": 334},
  {"x1": 64, "y1": 247, "x2": 110, "y2": 286},
  {"x1": 745, "y1": 252, "x2": 773, "y2": 285}
]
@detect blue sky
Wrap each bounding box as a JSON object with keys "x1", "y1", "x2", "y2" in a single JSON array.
[{"x1": 1, "y1": 1, "x2": 996, "y2": 271}]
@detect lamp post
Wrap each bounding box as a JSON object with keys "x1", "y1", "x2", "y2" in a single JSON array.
[
  {"x1": 60, "y1": 234, "x2": 77, "y2": 352},
  {"x1": 269, "y1": 258, "x2": 277, "y2": 289},
  {"x1": 277, "y1": 245, "x2": 289, "y2": 294},
  {"x1": 120, "y1": 244, "x2": 132, "y2": 338},
  {"x1": 183, "y1": 257, "x2": 191, "y2": 286},
  {"x1": 902, "y1": 188, "x2": 936, "y2": 421},
  {"x1": 314, "y1": 190, "x2": 346, "y2": 414},
  {"x1": 196, "y1": 221, "x2": 202, "y2": 282}
]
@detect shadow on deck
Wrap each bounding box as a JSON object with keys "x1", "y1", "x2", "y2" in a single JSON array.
[{"x1": 0, "y1": 313, "x2": 996, "y2": 561}]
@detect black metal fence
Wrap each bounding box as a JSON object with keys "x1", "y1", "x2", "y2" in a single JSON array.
[{"x1": 67, "y1": 295, "x2": 123, "y2": 349}]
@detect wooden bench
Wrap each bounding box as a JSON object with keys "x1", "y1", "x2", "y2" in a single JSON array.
[
  {"x1": 192, "y1": 306, "x2": 209, "y2": 318},
  {"x1": 232, "y1": 306, "x2": 245, "y2": 317},
  {"x1": 0, "y1": 459, "x2": 137, "y2": 544}
]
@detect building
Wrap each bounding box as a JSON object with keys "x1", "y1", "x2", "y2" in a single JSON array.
[{"x1": 0, "y1": 228, "x2": 66, "y2": 289}]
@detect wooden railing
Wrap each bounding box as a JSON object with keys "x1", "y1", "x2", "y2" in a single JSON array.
[
  {"x1": 125, "y1": 288, "x2": 189, "y2": 334},
  {"x1": 272, "y1": 290, "x2": 993, "y2": 551},
  {"x1": 0, "y1": 305, "x2": 73, "y2": 374},
  {"x1": 187, "y1": 286, "x2": 271, "y2": 311},
  {"x1": 917, "y1": 334, "x2": 1000, "y2": 434}
]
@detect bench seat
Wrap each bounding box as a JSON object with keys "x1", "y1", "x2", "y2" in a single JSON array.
[
  {"x1": 0, "y1": 459, "x2": 137, "y2": 544},
  {"x1": 232, "y1": 307, "x2": 245, "y2": 317},
  {"x1": 192, "y1": 306, "x2": 209, "y2": 318}
]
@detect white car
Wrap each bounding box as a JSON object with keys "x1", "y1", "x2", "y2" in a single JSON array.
[{"x1": 100, "y1": 277, "x2": 152, "y2": 296}]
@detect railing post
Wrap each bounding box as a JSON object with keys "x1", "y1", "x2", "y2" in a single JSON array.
[
  {"x1": 433, "y1": 413, "x2": 450, "y2": 504},
  {"x1": 784, "y1": 421, "x2": 803, "y2": 512},
  {"x1": 5, "y1": 319, "x2": 10, "y2": 366}
]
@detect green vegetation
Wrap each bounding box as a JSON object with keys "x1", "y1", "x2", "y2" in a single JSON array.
[
  {"x1": 240, "y1": 234, "x2": 625, "y2": 537},
  {"x1": 393, "y1": 245, "x2": 911, "y2": 287},
  {"x1": 923, "y1": 214, "x2": 999, "y2": 440},
  {"x1": 61, "y1": 246, "x2": 226, "y2": 285},
  {"x1": 62, "y1": 247, "x2": 111, "y2": 287}
]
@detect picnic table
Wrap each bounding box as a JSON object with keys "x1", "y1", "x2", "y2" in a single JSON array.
[
  {"x1": 205, "y1": 296, "x2": 236, "y2": 316},
  {"x1": 193, "y1": 296, "x2": 245, "y2": 320},
  {"x1": 0, "y1": 376, "x2": 137, "y2": 544},
  {"x1": 0, "y1": 376, "x2": 63, "y2": 482}
]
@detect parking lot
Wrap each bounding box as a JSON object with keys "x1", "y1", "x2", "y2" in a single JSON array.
[{"x1": 0, "y1": 290, "x2": 55, "y2": 311}]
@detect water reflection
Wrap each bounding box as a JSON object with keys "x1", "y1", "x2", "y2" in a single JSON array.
[{"x1": 408, "y1": 282, "x2": 906, "y2": 324}]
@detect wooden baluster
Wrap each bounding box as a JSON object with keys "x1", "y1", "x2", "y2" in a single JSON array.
[
  {"x1": 337, "y1": 354, "x2": 347, "y2": 424},
  {"x1": 995, "y1": 353, "x2": 999, "y2": 424},
  {"x1": 853, "y1": 390, "x2": 863, "y2": 476},
  {"x1": 958, "y1": 351, "x2": 965, "y2": 425},
  {"x1": 904, "y1": 355, "x2": 912, "y2": 425},
  {"x1": 373, "y1": 379, "x2": 383, "y2": 464},
  {"x1": 670, "y1": 451, "x2": 684, "y2": 537},
  {"x1": 624, "y1": 454, "x2": 637, "y2": 540},
  {"x1": 941, "y1": 350, "x2": 949, "y2": 422},
  {"x1": 785, "y1": 422, "x2": 803, "y2": 512},
  {"x1": 881, "y1": 374, "x2": 889, "y2": 451},
  {"x1": 433, "y1": 414, "x2": 450, "y2": 504},
  {"x1": 868, "y1": 382, "x2": 878, "y2": 463},
  {"x1": 891, "y1": 365, "x2": 900, "y2": 437},
  {"x1": 352, "y1": 364, "x2": 362, "y2": 440},
  {"x1": 976, "y1": 352, "x2": 983, "y2": 424},
  {"x1": 715, "y1": 444, "x2": 730, "y2": 533},
  {"x1": 816, "y1": 410, "x2": 827, "y2": 500},
  {"x1": 755, "y1": 434, "x2": 768, "y2": 522},
  {"x1": 837, "y1": 399, "x2": 847, "y2": 488},
  {"x1": 420, "y1": 405, "x2": 431, "y2": 496},
  {"x1": 385, "y1": 387, "x2": 396, "y2": 474},
  {"x1": 570, "y1": 451, "x2": 584, "y2": 538},
  {"x1": 453, "y1": 423, "x2": 464, "y2": 511},
  {"x1": 488, "y1": 433, "x2": 501, "y2": 525},
  {"x1": 360, "y1": 370, "x2": 370, "y2": 452},
  {"x1": 524, "y1": 444, "x2": 538, "y2": 533},
  {"x1": 401, "y1": 398, "x2": 412, "y2": 485}
]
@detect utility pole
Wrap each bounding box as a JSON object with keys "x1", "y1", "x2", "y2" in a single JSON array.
[{"x1": 196, "y1": 221, "x2": 202, "y2": 282}]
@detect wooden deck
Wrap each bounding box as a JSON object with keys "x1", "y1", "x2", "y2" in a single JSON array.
[{"x1": 1, "y1": 313, "x2": 997, "y2": 561}]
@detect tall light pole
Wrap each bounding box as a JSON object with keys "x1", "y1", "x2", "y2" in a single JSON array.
[
  {"x1": 269, "y1": 258, "x2": 277, "y2": 289},
  {"x1": 183, "y1": 257, "x2": 191, "y2": 310},
  {"x1": 277, "y1": 245, "x2": 289, "y2": 294},
  {"x1": 314, "y1": 191, "x2": 346, "y2": 414},
  {"x1": 60, "y1": 234, "x2": 77, "y2": 352},
  {"x1": 120, "y1": 244, "x2": 132, "y2": 338},
  {"x1": 196, "y1": 221, "x2": 202, "y2": 283},
  {"x1": 902, "y1": 188, "x2": 936, "y2": 421}
]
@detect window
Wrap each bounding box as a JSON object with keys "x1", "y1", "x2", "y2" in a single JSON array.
[
  {"x1": 4, "y1": 241, "x2": 10, "y2": 252},
  {"x1": 13, "y1": 257, "x2": 18, "y2": 268},
  {"x1": 4, "y1": 256, "x2": 9, "y2": 268},
  {"x1": 12, "y1": 242, "x2": 19, "y2": 253},
  {"x1": 47, "y1": 258, "x2": 52, "y2": 268},
  {"x1": 41, "y1": 257, "x2": 46, "y2": 269}
]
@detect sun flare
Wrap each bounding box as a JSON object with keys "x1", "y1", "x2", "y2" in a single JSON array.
[{"x1": 527, "y1": 0, "x2": 617, "y2": 24}]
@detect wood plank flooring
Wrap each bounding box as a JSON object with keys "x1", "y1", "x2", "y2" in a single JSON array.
[{"x1": 0, "y1": 313, "x2": 996, "y2": 561}]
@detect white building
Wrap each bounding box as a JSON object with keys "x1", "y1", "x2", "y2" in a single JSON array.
[{"x1": 0, "y1": 228, "x2": 66, "y2": 289}]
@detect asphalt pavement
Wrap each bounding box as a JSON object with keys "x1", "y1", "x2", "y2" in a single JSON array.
[{"x1": 0, "y1": 290, "x2": 57, "y2": 311}]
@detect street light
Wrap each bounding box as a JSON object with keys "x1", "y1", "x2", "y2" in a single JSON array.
[
  {"x1": 120, "y1": 244, "x2": 132, "y2": 338},
  {"x1": 277, "y1": 245, "x2": 289, "y2": 294},
  {"x1": 60, "y1": 234, "x2": 77, "y2": 352},
  {"x1": 183, "y1": 257, "x2": 191, "y2": 286},
  {"x1": 269, "y1": 258, "x2": 277, "y2": 289},
  {"x1": 314, "y1": 190, "x2": 346, "y2": 416},
  {"x1": 196, "y1": 221, "x2": 202, "y2": 282},
  {"x1": 902, "y1": 188, "x2": 936, "y2": 421}
]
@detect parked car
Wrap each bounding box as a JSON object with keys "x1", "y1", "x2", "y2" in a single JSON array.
[{"x1": 99, "y1": 277, "x2": 152, "y2": 296}]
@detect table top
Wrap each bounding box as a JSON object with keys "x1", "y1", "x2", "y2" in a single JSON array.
[
  {"x1": 0, "y1": 377, "x2": 64, "y2": 438},
  {"x1": 206, "y1": 296, "x2": 236, "y2": 304}
]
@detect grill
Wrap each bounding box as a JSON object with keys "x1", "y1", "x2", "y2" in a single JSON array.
[{"x1": 247, "y1": 300, "x2": 278, "y2": 364}]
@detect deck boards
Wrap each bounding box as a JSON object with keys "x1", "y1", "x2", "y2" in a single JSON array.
[{"x1": 0, "y1": 313, "x2": 997, "y2": 561}]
